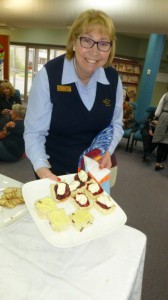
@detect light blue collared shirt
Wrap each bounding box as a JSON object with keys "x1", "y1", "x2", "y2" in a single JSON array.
[{"x1": 24, "y1": 57, "x2": 124, "y2": 171}]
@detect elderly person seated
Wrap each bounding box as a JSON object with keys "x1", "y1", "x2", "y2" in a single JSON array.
[
  {"x1": 0, "y1": 104, "x2": 26, "y2": 162},
  {"x1": 0, "y1": 81, "x2": 21, "y2": 130}
]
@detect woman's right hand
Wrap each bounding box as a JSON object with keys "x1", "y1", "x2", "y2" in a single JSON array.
[{"x1": 36, "y1": 167, "x2": 61, "y2": 181}]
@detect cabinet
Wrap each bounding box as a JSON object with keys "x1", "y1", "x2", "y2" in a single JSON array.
[{"x1": 112, "y1": 57, "x2": 141, "y2": 102}]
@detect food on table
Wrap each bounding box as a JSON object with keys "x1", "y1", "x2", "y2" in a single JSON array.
[
  {"x1": 70, "y1": 208, "x2": 94, "y2": 231},
  {"x1": 47, "y1": 208, "x2": 71, "y2": 231},
  {"x1": 0, "y1": 187, "x2": 24, "y2": 208},
  {"x1": 35, "y1": 196, "x2": 57, "y2": 218},
  {"x1": 74, "y1": 170, "x2": 91, "y2": 183},
  {"x1": 50, "y1": 182, "x2": 71, "y2": 202},
  {"x1": 69, "y1": 180, "x2": 85, "y2": 197},
  {"x1": 84, "y1": 181, "x2": 103, "y2": 200},
  {"x1": 94, "y1": 193, "x2": 116, "y2": 214},
  {"x1": 73, "y1": 192, "x2": 92, "y2": 209}
]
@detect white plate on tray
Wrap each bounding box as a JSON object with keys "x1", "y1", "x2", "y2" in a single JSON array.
[
  {"x1": 22, "y1": 175, "x2": 127, "y2": 248},
  {"x1": 0, "y1": 174, "x2": 29, "y2": 230}
]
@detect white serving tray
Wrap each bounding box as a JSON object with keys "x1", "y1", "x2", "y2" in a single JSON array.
[
  {"x1": 0, "y1": 174, "x2": 29, "y2": 230},
  {"x1": 22, "y1": 175, "x2": 127, "y2": 248}
]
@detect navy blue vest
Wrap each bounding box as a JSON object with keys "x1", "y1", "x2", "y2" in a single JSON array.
[{"x1": 45, "y1": 55, "x2": 118, "y2": 175}]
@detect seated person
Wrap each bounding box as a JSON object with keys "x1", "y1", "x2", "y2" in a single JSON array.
[
  {"x1": 0, "y1": 81, "x2": 21, "y2": 130},
  {"x1": 123, "y1": 101, "x2": 134, "y2": 129},
  {"x1": 0, "y1": 104, "x2": 26, "y2": 162},
  {"x1": 141, "y1": 111, "x2": 158, "y2": 161}
]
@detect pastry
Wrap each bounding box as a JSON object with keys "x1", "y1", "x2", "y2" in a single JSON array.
[
  {"x1": 69, "y1": 180, "x2": 85, "y2": 197},
  {"x1": 74, "y1": 170, "x2": 91, "y2": 183},
  {"x1": 84, "y1": 181, "x2": 103, "y2": 200},
  {"x1": 47, "y1": 208, "x2": 71, "y2": 231},
  {"x1": 50, "y1": 182, "x2": 71, "y2": 202},
  {"x1": 70, "y1": 208, "x2": 94, "y2": 231},
  {"x1": 35, "y1": 196, "x2": 57, "y2": 218},
  {"x1": 0, "y1": 187, "x2": 25, "y2": 208},
  {"x1": 73, "y1": 192, "x2": 92, "y2": 209},
  {"x1": 94, "y1": 193, "x2": 116, "y2": 214}
]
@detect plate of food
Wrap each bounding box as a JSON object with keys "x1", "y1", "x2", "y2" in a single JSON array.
[
  {"x1": 0, "y1": 174, "x2": 29, "y2": 230},
  {"x1": 22, "y1": 171, "x2": 127, "y2": 248}
]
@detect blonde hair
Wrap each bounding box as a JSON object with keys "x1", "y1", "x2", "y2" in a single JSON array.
[
  {"x1": 0, "y1": 81, "x2": 15, "y2": 96},
  {"x1": 12, "y1": 104, "x2": 26, "y2": 119},
  {"x1": 66, "y1": 9, "x2": 116, "y2": 67}
]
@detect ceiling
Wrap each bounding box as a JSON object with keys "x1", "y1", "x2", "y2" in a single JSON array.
[{"x1": 0, "y1": 0, "x2": 168, "y2": 39}]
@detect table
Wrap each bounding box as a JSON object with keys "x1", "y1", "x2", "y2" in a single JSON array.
[{"x1": 0, "y1": 214, "x2": 146, "y2": 300}]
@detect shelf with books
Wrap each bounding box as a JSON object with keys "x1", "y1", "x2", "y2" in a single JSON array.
[{"x1": 112, "y1": 57, "x2": 141, "y2": 101}]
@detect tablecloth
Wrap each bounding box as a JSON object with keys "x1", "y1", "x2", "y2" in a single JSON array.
[{"x1": 0, "y1": 215, "x2": 146, "y2": 300}]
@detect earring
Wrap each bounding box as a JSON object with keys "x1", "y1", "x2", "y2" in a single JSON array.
[{"x1": 73, "y1": 46, "x2": 75, "y2": 51}]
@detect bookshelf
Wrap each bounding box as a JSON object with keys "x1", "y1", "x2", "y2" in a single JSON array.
[{"x1": 112, "y1": 57, "x2": 141, "y2": 101}]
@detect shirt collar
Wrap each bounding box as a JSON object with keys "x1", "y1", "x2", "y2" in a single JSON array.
[{"x1": 62, "y1": 57, "x2": 110, "y2": 85}]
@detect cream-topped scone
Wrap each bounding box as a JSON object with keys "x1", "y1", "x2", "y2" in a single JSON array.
[
  {"x1": 50, "y1": 182, "x2": 71, "y2": 203},
  {"x1": 70, "y1": 208, "x2": 94, "y2": 231},
  {"x1": 35, "y1": 196, "x2": 57, "y2": 218},
  {"x1": 73, "y1": 192, "x2": 92, "y2": 209},
  {"x1": 94, "y1": 193, "x2": 116, "y2": 214},
  {"x1": 47, "y1": 208, "x2": 71, "y2": 231},
  {"x1": 85, "y1": 181, "x2": 103, "y2": 200},
  {"x1": 74, "y1": 170, "x2": 91, "y2": 183},
  {"x1": 69, "y1": 180, "x2": 85, "y2": 197}
]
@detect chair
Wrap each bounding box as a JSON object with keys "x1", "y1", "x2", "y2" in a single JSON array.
[{"x1": 129, "y1": 105, "x2": 156, "y2": 152}]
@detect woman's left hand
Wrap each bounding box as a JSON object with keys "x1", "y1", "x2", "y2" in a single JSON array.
[
  {"x1": 98, "y1": 151, "x2": 112, "y2": 169},
  {"x1": 6, "y1": 121, "x2": 15, "y2": 128}
]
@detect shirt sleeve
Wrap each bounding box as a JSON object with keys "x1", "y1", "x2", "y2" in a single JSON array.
[
  {"x1": 108, "y1": 77, "x2": 124, "y2": 154},
  {"x1": 24, "y1": 67, "x2": 53, "y2": 171},
  {"x1": 155, "y1": 93, "x2": 166, "y2": 117}
]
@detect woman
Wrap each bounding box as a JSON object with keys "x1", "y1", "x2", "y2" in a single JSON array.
[
  {"x1": 0, "y1": 81, "x2": 21, "y2": 130},
  {"x1": 152, "y1": 92, "x2": 168, "y2": 170},
  {"x1": 24, "y1": 9, "x2": 124, "y2": 182},
  {"x1": 0, "y1": 104, "x2": 26, "y2": 162}
]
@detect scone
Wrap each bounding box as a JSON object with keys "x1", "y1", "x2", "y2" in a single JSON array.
[
  {"x1": 35, "y1": 196, "x2": 57, "y2": 218},
  {"x1": 50, "y1": 182, "x2": 71, "y2": 202},
  {"x1": 73, "y1": 192, "x2": 92, "y2": 209},
  {"x1": 69, "y1": 180, "x2": 85, "y2": 197},
  {"x1": 70, "y1": 208, "x2": 94, "y2": 231},
  {"x1": 47, "y1": 208, "x2": 71, "y2": 231},
  {"x1": 94, "y1": 193, "x2": 116, "y2": 214},
  {"x1": 74, "y1": 170, "x2": 91, "y2": 183},
  {"x1": 84, "y1": 181, "x2": 103, "y2": 200}
]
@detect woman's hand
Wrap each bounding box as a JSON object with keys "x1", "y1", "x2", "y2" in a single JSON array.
[
  {"x1": 98, "y1": 151, "x2": 112, "y2": 169},
  {"x1": 2, "y1": 109, "x2": 10, "y2": 115},
  {"x1": 36, "y1": 167, "x2": 61, "y2": 181},
  {"x1": 6, "y1": 121, "x2": 15, "y2": 128}
]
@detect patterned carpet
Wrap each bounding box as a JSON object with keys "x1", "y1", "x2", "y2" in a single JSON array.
[{"x1": 0, "y1": 140, "x2": 168, "y2": 300}]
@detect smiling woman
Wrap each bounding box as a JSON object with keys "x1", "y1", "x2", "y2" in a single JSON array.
[{"x1": 24, "y1": 9, "x2": 124, "y2": 192}]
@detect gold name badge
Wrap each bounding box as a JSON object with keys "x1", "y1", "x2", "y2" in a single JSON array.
[
  {"x1": 102, "y1": 98, "x2": 111, "y2": 107},
  {"x1": 57, "y1": 85, "x2": 72, "y2": 92}
]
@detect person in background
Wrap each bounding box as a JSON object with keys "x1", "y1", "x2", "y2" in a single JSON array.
[
  {"x1": 24, "y1": 9, "x2": 124, "y2": 186},
  {"x1": 122, "y1": 89, "x2": 134, "y2": 129},
  {"x1": 141, "y1": 110, "x2": 158, "y2": 161},
  {"x1": 152, "y1": 92, "x2": 168, "y2": 170},
  {"x1": 0, "y1": 81, "x2": 22, "y2": 130},
  {"x1": 0, "y1": 104, "x2": 26, "y2": 162}
]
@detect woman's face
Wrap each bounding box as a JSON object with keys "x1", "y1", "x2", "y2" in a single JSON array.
[
  {"x1": 74, "y1": 28, "x2": 111, "y2": 78},
  {"x1": 2, "y1": 87, "x2": 11, "y2": 98}
]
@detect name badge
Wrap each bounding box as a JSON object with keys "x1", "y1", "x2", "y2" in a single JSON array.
[{"x1": 57, "y1": 85, "x2": 72, "y2": 92}]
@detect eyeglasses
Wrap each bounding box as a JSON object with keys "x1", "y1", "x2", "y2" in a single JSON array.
[{"x1": 78, "y1": 36, "x2": 112, "y2": 52}]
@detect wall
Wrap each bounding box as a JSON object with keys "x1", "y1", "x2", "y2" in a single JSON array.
[{"x1": 0, "y1": 28, "x2": 168, "y2": 105}]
